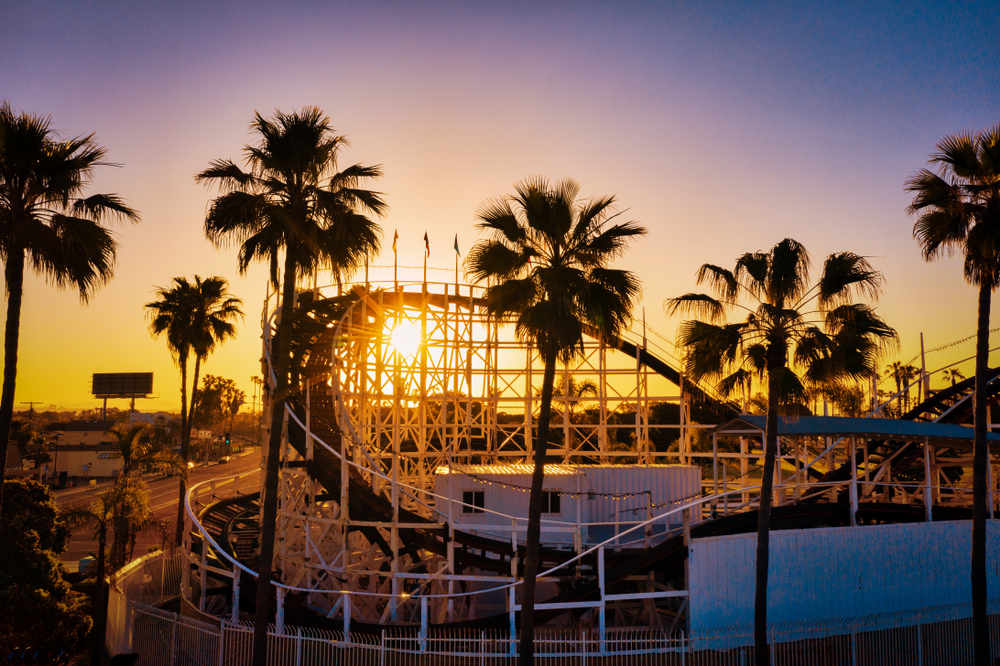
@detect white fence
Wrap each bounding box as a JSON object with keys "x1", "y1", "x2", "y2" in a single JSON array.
[{"x1": 110, "y1": 551, "x2": 995, "y2": 665}]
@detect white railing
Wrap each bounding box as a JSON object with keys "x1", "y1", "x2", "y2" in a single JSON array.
[{"x1": 110, "y1": 550, "x2": 995, "y2": 666}]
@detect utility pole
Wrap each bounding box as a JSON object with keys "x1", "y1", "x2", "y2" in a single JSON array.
[{"x1": 19, "y1": 401, "x2": 42, "y2": 422}]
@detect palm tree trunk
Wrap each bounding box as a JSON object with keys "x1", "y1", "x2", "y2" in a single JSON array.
[
  {"x1": 252, "y1": 249, "x2": 298, "y2": 666},
  {"x1": 972, "y1": 280, "x2": 991, "y2": 666},
  {"x1": 91, "y1": 518, "x2": 108, "y2": 666},
  {"x1": 174, "y1": 358, "x2": 189, "y2": 546},
  {"x1": 754, "y1": 356, "x2": 782, "y2": 666},
  {"x1": 186, "y1": 355, "x2": 203, "y2": 447},
  {"x1": 0, "y1": 250, "x2": 25, "y2": 518},
  {"x1": 519, "y1": 348, "x2": 557, "y2": 666}
]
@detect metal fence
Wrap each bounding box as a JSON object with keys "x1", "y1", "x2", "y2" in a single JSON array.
[{"x1": 110, "y1": 551, "x2": 987, "y2": 666}]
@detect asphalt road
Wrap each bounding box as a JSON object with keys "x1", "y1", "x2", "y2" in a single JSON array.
[{"x1": 54, "y1": 449, "x2": 262, "y2": 568}]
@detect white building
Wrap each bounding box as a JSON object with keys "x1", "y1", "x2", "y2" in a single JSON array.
[{"x1": 433, "y1": 463, "x2": 701, "y2": 546}]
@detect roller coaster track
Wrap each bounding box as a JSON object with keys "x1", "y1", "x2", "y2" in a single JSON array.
[{"x1": 193, "y1": 287, "x2": 998, "y2": 630}]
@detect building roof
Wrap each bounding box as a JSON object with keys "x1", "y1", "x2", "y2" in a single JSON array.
[
  {"x1": 714, "y1": 415, "x2": 1000, "y2": 443},
  {"x1": 47, "y1": 421, "x2": 113, "y2": 432},
  {"x1": 435, "y1": 464, "x2": 582, "y2": 476}
]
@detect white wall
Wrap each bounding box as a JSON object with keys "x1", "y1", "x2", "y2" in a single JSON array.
[{"x1": 689, "y1": 520, "x2": 1000, "y2": 642}]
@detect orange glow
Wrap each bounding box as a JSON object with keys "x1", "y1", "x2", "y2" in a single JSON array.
[{"x1": 389, "y1": 319, "x2": 422, "y2": 358}]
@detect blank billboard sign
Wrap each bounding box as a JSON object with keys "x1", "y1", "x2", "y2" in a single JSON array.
[{"x1": 92, "y1": 372, "x2": 153, "y2": 398}]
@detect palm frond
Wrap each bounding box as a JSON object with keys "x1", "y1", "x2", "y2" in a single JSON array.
[
  {"x1": 194, "y1": 159, "x2": 255, "y2": 189},
  {"x1": 932, "y1": 133, "x2": 980, "y2": 180},
  {"x1": 695, "y1": 264, "x2": 738, "y2": 301},
  {"x1": 666, "y1": 293, "x2": 725, "y2": 321},
  {"x1": 766, "y1": 238, "x2": 810, "y2": 304},
  {"x1": 467, "y1": 240, "x2": 532, "y2": 282},
  {"x1": 818, "y1": 252, "x2": 881, "y2": 307},
  {"x1": 71, "y1": 193, "x2": 140, "y2": 223}
]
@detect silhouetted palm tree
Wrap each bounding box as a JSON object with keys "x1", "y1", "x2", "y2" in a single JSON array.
[
  {"x1": 943, "y1": 367, "x2": 966, "y2": 388},
  {"x1": 197, "y1": 107, "x2": 385, "y2": 666},
  {"x1": 908, "y1": 124, "x2": 1000, "y2": 663},
  {"x1": 146, "y1": 275, "x2": 241, "y2": 544},
  {"x1": 668, "y1": 239, "x2": 895, "y2": 666},
  {"x1": 468, "y1": 177, "x2": 644, "y2": 666},
  {"x1": 0, "y1": 103, "x2": 138, "y2": 514}
]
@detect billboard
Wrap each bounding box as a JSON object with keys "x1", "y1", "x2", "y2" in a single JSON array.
[{"x1": 92, "y1": 372, "x2": 153, "y2": 398}]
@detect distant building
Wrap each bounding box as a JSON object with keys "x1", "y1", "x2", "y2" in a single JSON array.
[{"x1": 46, "y1": 421, "x2": 122, "y2": 479}]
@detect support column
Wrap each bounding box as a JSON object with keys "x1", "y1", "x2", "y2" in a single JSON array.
[
  {"x1": 924, "y1": 438, "x2": 933, "y2": 522},
  {"x1": 849, "y1": 437, "x2": 858, "y2": 527}
]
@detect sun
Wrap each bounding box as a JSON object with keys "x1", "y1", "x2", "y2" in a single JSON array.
[{"x1": 389, "y1": 319, "x2": 422, "y2": 358}]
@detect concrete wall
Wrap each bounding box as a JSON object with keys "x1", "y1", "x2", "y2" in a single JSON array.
[{"x1": 689, "y1": 520, "x2": 1000, "y2": 641}]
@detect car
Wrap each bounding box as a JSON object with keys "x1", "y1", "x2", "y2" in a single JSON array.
[
  {"x1": 217, "y1": 455, "x2": 231, "y2": 464},
  {"x1": 187, "y1": 461, "x2": 196, "y2": 470}
]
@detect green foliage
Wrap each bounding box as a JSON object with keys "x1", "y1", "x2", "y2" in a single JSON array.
[
  {"x1": 192, "y1": 375, "x2": 245, "y2": 428},
  {"x1": 0, "y1": 480, "x2": 90, "y2": 662}
]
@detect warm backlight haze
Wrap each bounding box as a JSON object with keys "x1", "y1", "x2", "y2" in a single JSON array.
[{"x1": 2, "y1": 1, "x2": 999, "y2": 410}]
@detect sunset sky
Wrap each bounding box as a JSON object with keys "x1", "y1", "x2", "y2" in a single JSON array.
[{"x1": 3, "y1": 1, "x2": 999, "y2": 411}]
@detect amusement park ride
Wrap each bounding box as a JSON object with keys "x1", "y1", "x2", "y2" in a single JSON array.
[{"x1": 181, "y1": 275, "x2": 1000, "y2": 646}]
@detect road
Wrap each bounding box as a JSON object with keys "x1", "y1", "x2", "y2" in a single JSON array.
[{"x1": 54, "y1": 449, "x2": 262, "y2": 568}]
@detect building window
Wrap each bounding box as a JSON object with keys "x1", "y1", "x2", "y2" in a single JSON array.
[
  {"x1": 462, "y1": 491, "x2": 485, "y2": 513},
  {"x1": 542, "y1": 491, "x2": 561, "y2": 514}
]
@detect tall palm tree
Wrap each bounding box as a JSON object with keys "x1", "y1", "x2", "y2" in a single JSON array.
[
  {"x1": 180, "y1": 276, "x2": 243, "y2": 449},
  {"x1": 197, "y1": 107, "x2": 385, "y2": 666},
  {"x1": 908, "y1": 124, "x2": 1000, "y2": 665},
  {"x1": 146, "y1": 275, "x2": 242, "y2": 544},
  {"x1": 0, "y1": 103, "x2": 139, "y2": 515},
  {"x1": 467, "y1": 177, "x2": 645, "y2": 666},
  {"x1": 668, "y1": 239, "x2": 895, "y2": 666}
]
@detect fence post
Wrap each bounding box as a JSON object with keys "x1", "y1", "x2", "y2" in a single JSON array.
[
  {"x1": 581, "y1": 628, "x2": 587, "y2": 666},
  {"x1": 380, "y1": 629, "x2": 386, "y2": 666},
  {"x1": 276, "y1": 587, "x2": 285, "y2": 635},
  {"x1": 598, "y1": 546, "x2": 606, "y2": 655},
  {"x1": 294, "y1": 626, "x2": 302, "y2": 666},
  {"x1": 480, "y1": 630, "x2": 486, "y2": 666},
  {"x1": 509, "y1": 586, "x2": 517, "y2": 656},
  {"x1": 217, "y1": 620, "x2": 225, "y2": 666},
  {"x1": 850, "y1": 628, "x2": 857, "y2": 666},
  {"x1": 343, "y1": 593, "x2": 351, "y2": 640},
  {"x1": 231, "y1": 564, "x2": 241, "y2": 624},
  {"x1": 169, "y1": 612, "x2": 178, "y2": 666},
  {"x1": 916, "y1": 623, "x2": 923, "y2": 666},
  {"x1": 419, "y1": 596, "x2": 428, "y2": 652}
]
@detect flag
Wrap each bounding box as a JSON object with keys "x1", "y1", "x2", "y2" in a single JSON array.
[
  {"x1": 392, "y1": 229, "x2": 398, "y2": 254},
  {"x1": 454, "y1": 234, "x2": 460, "y2": 256},
  {"x1": 424, "y1": 231, "x2": 430, "y2": 257}
]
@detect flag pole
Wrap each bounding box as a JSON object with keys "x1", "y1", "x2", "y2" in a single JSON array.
[
  {"x1": 454, "y1": 234, "x2": 460, "y2": 291},
  {"x1": 423, "y1": 231, "x2": 429, "y2": 286},
  {"x1": 393, "y1": 228, "x2": 399, "y2": 290}
]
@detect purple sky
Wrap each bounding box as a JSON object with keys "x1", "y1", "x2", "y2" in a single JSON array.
[{"x1": 2, "y1": 1, "x2": 999, "y2": 409}]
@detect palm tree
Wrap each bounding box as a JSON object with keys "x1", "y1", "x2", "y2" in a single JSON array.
[
  {"x1": 885, "y1": 361, "x2": 904, "y2": 413},
  {"x1": 668, "y1": 239, "x2": 895, "y2": 666},
  {"x1": 467, "y1": 177, "x2": 645, "y2": 666},
  {"x1": 0, "y1": 103, "x2": 139, "y2": 514},
  {"x1": 907, "y1": 125, "x2": 1000, "y2": 664},
  {"x1": 146, "y1": 275, "x2": 242, "y2": 545},
  {"x1": 105, "y1": 423, "x2": 176, "y2": 566},
  {"x1": 943, "y1": 367, "x2": 966, "y2": 388},
  {"x1": 180, "y1": 276, "x2": 243, "y2": 449},
  {"x1": 197, "y1": 107, "x2": 385, "y2": 666},
  {"x1": 899, "y1": 364, "x2": 920, "y2": 409}
]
